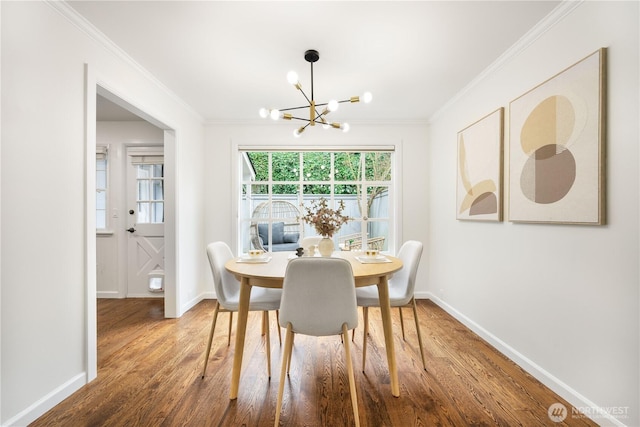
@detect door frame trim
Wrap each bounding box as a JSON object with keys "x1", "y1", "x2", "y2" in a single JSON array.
[{"x1": 85, "y1": 64, "x2": 178, "y2": 381}]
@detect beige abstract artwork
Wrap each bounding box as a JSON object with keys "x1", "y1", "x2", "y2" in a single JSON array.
[
  {"x1": 456, "y1": 108, "x2": 504, "y2": 221},
  {"x1": 508, "y1": 48, "x2": 606, "y2": 224}
]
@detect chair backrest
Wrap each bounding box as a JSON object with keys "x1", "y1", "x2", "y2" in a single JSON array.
[
  {"x1": 389, "y1": 240, "x2": 423, "y2": 303},
  {"x1": 280, "y1": 258, "x2": 358, "y2": 336},
  {"x1": 206, "y1": 241, "x2": 240, "y2": 306}
]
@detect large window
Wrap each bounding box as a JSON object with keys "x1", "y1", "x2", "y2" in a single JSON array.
[{"x1": 238, "y1": 149, "x2": 394, "y2": 254}]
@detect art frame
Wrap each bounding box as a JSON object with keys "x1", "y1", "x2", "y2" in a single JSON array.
[
  {"x1": 456, "y1": 108, "x2": 504, "y2": 222},
  {"x1": 508, "y1": 48, "x2": 606, "y2": 225}
]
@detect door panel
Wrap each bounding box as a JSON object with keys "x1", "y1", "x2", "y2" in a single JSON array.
[{"x1": 127, "y1": 147, "x2": 164, "y2": 297}]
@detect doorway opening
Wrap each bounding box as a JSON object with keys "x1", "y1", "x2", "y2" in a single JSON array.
[{"x1": 85, "y1": 77, "x2": 177, "y2": 380}]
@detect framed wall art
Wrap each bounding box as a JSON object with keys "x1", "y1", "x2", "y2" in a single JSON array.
[
  {"x1": 456, "y1": 107, "x2": 504, "y2": 221},
  {"x1": 508, "y1": 48, "x2": 606, "y2": 225}
]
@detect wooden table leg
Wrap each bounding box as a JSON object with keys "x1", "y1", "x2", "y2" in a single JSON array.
[
  {"x1": 377, "y1": 275, "x2": 400, "y2": 397},
  {"x1": 229, "y1": 277, "x2": 252, "y2": 400}
]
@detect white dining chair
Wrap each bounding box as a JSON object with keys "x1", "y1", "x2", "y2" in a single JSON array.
[
  {"x1": 355, "y1": 240, "x2": 426, "y2": 371},
  {"x1": 201, "y1": 241, "x2": 282, "y2": 379},
  {"x1": 274, "y1": 257, "x2": 360, "y2": 427}
]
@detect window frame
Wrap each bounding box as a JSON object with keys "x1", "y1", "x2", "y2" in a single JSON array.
[
  {"x1": 134, "y1": 163, "x2": 165, "y2": 224},
  {"x1": 235, "y1": 145, "x2": 397, "y2": 255},
  {"x1": 96, "y1": 145, "x2": 109, "y2": 231}
]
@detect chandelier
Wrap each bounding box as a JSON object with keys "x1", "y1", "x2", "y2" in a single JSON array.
[{"x1": 259, "y1": 49, "x2": 372, "y2": 137}]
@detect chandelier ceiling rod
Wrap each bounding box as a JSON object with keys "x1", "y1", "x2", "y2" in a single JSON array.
[
  {"x1": 259, "y1": 49, "x2": 372, "y2": 137},
  {"x1": 310, "y1": 51, "x2": 315, "y2": 101}
]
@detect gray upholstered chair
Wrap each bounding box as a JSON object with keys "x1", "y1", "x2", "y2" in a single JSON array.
[
  {"x1": 355, "y1": 240, "x2": 426, "y2": 371},
  {"x1": 274, "y1": 257, "x2": 360, "y2": 427},
  {"x1": 201, "y1": 241, "x2": 282, "y2": 379},
  {"x1": 250, "y1": 201, "x2": 300, "y2": 252}
]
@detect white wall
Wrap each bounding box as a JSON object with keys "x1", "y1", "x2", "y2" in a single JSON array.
[
  {"x1": 96, "y1": 121, "x2": 164, "y2": 298},
  {"x1": 428, "y1": 2, "x2": 638, "y2": 426},
  {"x1": 1, "y1": 2, "x2": 205, "y2": 425}
]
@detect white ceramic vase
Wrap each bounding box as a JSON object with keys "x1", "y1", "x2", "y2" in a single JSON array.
[{"x1": 318, "y1": 237, "x2": 334, "y2": 257}]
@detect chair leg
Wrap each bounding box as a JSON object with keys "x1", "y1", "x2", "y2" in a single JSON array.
[
  {"x1": 263, "y1": 311, "x2": 272, "y2": 379},
  {"x1": 202, "y1": 301, "x2": 221, "y2": 378},
  {"x1": 362, "y1": 307, "x2": 369, "y2": 372},
  {"x1": 276, "y1": 310, "x2": 282, "y2": 345},
  {"x1": 286, "y1": 332, "x2": 294, "y2": 374},
  {"x1": 399, "y1": 306, "x2": 406, "y2": 340},
  {"x1": 411, "y1": 298, "x2": 427, "y2": 371},
  {"x1": 343, "y1": 323, "x2": 360, "y2": 427},
  {"x1": 275, "y1": 324, "x2": 294, "y2": 427},
  {"x1": 227, "y1": 312, "x2": 233, "y2": 346}
]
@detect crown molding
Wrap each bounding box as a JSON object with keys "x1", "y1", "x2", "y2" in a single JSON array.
[
  {"x1": 428, "y1": 0, "x2": 583, "y2": 123},
  {"x1": 46, "y1": 0, "x2": 204, "y2": 124}
]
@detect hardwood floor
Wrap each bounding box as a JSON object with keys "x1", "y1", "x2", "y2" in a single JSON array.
[{"x1": 31, "y1": 299, "x2": 596, "y2": 426}]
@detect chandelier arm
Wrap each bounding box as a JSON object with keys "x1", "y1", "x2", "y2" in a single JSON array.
[
  {"x1": 280, "y1": 105, "x2": 313, "y2": 112},
  {"x1": 313, "y1": 107, "x2": 326, "y2": 120},
  {"x1": 278, "y1": 100, "x2": 343, "y2": 112},
  {"x1": 297, "y1": 88, "x2": 313, "y2": 106},
  {"x1": 312, "y1": 111, "x2": 327, "y2": 122},
  {"x1": 290, "y1": 117, "x2": 311, "y2": 123}
]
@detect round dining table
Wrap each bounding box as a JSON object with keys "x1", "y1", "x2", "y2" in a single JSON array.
[{"x1": 224, "y1": 250, "x2": 404, "y2": 400}]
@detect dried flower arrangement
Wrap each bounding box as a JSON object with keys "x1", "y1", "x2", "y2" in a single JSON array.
[{"x1": 300, "y1": 198, "x2": 350, "y2": 238}]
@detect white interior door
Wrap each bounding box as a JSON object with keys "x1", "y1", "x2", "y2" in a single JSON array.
[{"x1": 126, "y1": 146, "x2": 165, "y2": 297}]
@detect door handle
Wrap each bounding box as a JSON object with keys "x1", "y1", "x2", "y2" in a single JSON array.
[{"x1": 127, "y1": 227, "x2": 136, "y2": 233}]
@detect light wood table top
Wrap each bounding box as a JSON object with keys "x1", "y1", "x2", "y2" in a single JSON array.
[
  {"x1": 225, "y1": 250, "x2": 403, "y2": 399},
  {"x1": 226, "y1": 251, "x2": 402, "y2": 287}
]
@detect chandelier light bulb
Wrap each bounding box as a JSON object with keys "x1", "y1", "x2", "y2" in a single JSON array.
[
  {"x1": 327, "y1": 100, "x2": 339, "y2": 112},
  {"x1": 294, "y1": 127, "x2": 305, "y2": 137},
  {"x1": 259, "y1": 108, "x2": 269, "y2": 118},
  {"x1": 342, "y1": 123, "x2": 350, "y2": 133},
  {"x1": 270, "y1": 109, "x2": 281, "y2": 120},
  {"x1": 287, "y1": 71, "x2": 299, "y2": 85},
  {"x1": 362, "y1": 92, "x2": 373, "y2": 103}
]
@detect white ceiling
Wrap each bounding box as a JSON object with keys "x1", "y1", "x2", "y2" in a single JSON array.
[{"x1": 72, "y1": 1, "x2": 561, "y2": 123}]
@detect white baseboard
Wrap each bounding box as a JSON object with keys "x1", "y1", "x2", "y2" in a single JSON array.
[
  {"x1": 96, "y1": 291, "x2": 121, "y2": 298},
  {"x1": 124, "y1": 292, "x2": 164, "y2": 298},
  {"x1": 423, "y1": 293, "x2": 627, "y2": 427},
  {"x1": 179, "y1": 293, "x2": 207, "y2": 316},
  {"x1": 3, "y1": 373, "x2": 86, "y2": 427}
]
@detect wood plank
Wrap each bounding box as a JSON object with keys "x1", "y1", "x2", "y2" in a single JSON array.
[{"x1": 30, "y1": 299, "x2": 597, "y2": 427}]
